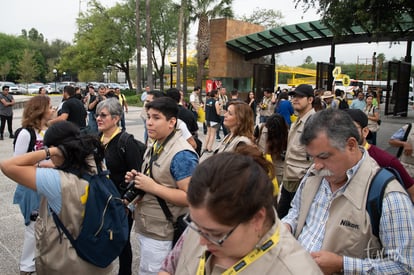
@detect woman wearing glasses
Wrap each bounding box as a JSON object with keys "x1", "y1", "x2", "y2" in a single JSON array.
[
  {"x1": 96, "y1": 98, "x2": 144, "y2": 275},
  {"x1": 159, "y1": 145, "x2": 323, "y2": 275}
]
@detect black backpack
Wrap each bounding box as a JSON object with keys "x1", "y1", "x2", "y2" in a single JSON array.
[
  {"x1": 51, "y1": 166, "x2": 129, "y2": 268},
  {"x1": 117, "y1": 131, "x2": 147, "y2": 161},
  {"x1": 338, "y1": 98, "x2": 349, "y2": 109},
  {"x1": 13, "y1": 127, "x2": 36, "y2": 152}
]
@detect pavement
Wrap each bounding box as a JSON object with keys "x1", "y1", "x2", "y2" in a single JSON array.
[{"x1": 0, "y1": 95, "x2": 413, "y2": 274}]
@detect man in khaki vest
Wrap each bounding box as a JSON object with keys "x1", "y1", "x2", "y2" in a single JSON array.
[
  {"x1": 127, "y1": 97, "x2": 198, "y2": 275},
  {"x1": 282, "y1": 109, "x2": 414, "y2": 274},
  {"x1": 277, "y1": 84, "x2": 315, "y2": 218}
]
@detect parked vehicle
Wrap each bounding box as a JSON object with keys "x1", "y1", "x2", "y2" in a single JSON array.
[{"x1": 0, "y1": 81, "x2": 20, "y2": 94}]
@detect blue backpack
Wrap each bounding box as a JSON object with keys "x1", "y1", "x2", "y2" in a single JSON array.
[
  {"x1": 367, "y1": 167, "x2": 404, "y2": 239},
  {"x1": 52, "y1": 167, "x2": 129, "y2": 268}
]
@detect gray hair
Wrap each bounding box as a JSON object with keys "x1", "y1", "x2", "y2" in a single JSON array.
[
  {"x1": 96, "y1": 98, "x2": 123, "y2": 117},
  {"x1": 300, "y1": 109, "x2": 360, "y2": 151}
]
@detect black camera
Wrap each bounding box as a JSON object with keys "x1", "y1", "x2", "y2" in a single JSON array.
[{"x1": 123, "y1": 181, "x2": 146, "y2": 202}]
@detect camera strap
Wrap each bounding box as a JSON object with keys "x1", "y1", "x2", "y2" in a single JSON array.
[
  {"x1": 143, "y1": 130, "x2": 178, "y2": 224},
  {"x1": 144, "y1": 130, "x2": 176, "y2": 176}
]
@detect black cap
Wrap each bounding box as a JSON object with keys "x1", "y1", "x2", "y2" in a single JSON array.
[
  {"x1": 345, "y1": 109, "x2": 368, "y2": 128},
  {"x1": 288, "y1": 84, "x2": 314, "y2": 97}
]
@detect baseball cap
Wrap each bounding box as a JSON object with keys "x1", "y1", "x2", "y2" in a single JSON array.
[
  {"x1": 345, "y1": 109, "x2": 368, "y2": 128},
  {"x1": 288, "y1": 84, "x2": 314, "y2": 97}
]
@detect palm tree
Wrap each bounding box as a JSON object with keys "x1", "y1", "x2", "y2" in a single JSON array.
[{"x1": 190, "y1": 0, "x2": 233, "y2": 87}]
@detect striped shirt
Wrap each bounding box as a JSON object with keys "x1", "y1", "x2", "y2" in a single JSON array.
[{"x1": 283, "y1": 151, "x2": 414, "y2": 274}]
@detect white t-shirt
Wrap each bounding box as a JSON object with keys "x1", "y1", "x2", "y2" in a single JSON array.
[
  {"x1": 14, "y1": 128, "x2": 45, "y2": 156},
  {"x1": 177, "y1": 119, "x2": 192, "y2": 140}
]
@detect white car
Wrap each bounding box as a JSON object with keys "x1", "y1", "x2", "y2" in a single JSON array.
[{"x1": 0, "y1": 81, "x2": 20, "y2": 94}]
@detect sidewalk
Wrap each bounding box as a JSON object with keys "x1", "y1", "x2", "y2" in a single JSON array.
[
  {"x1": 0, "y1": 97, "x2": 412, "y2": 274},
  {"x1": 0, "y1": 96, "x2": 147, "y2": 274}
]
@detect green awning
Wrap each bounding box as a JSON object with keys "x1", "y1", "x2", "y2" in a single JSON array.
[{"x1": 226, "y1": 16, "x2": 414, "y2": 60}]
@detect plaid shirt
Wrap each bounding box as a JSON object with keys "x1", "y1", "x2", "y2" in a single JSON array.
[{"x1": 283, "y1": 151, "x2": 414, "y2": 274}]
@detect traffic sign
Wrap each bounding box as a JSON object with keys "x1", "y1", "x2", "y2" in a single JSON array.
[
  {"x1": 332, "y1": 66, "x2": 341, "y2": 78},
  {"x1": 342, "y1": 75, "x2": 350, "y2": 86}
]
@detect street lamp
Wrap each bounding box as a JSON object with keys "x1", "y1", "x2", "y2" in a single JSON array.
[{"x1": 52, "y1": 69, "x2": 57, "y2": 93}]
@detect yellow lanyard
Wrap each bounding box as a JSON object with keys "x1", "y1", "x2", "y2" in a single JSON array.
[
  {"x1": 364, "y1": 142, "x2": 371, "y2": 150},
  {"x1": 196, "y1": 225, "x2": 280, "y2": 275},
  {"x1": 100, "y1": 127, "x2": 121, "y2": 149},
  {"x1": 144, "y1": 141, "x2": 164, "y2": 176}
]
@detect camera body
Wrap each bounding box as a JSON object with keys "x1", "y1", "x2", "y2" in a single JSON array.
[{"x1": 123, "y1": 181, "x2": 145, "y2": 202}]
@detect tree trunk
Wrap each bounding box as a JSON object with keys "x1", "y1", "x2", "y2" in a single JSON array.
[
  {"x1": 176, "y1": 0, "x2": 184, "y2": 90},
  {"x1": 135, "y1": 0, "x2": 141, "y2": 94},
  {"x1": 182, "y1": 0, "x2": 188, "y2": 93},
  {"x1": 196, "y1": 14, "x2": 210, "y2": 88},
  {"x1": 146, "y1": 0, "x2": 153, "y2": 90}
]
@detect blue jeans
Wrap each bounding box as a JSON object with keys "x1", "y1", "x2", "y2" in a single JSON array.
[
  {"x1": 217, "y1": 116, "x2": 227, "y2": 139},
  {"x1": 259, "y1": 115, "x2": 269, "y2": 123},
  {"x1": 120, "y1": 112, "x2": 126, "y2": 131},
  {"x1": 88, "y1": 112, "x2": 98, "y2": 133}
]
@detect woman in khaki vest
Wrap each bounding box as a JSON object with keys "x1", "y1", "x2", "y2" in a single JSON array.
[
  {"x1": 199, "y1": 101, "x2": 254, "y2": 162},
  {"x1": 0, "y1": 121, "x2": 113, "y2": 275},
  {"x1": 159, "y1": 146, "x2": 323, "y2": 275}
]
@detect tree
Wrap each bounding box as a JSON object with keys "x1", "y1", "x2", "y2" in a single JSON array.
[
  {"x1": 139, "y1": 0, "x2": 180, "y2": 91},
  {"x1": 190, "y1": 0, "x2": 234, "y2": 87},
  {"x1": 294, "y1": 0, "x2": 414, "y2": 37},
  {"x1": 0, "y1": 61, "x2": 11, "y2": 81},
  {"x1": 135, "y1": 0, "x2": 142, "y2": 93},
  {"x1": 238, "y1": 7, "x2": 283, "y2": 29},
  {"x1": 305, "y1": 56, "x2": 313, "y2": 64},
  {"x1": 66, "y1": 0, "x2": 137, "y2": 85},
  {"x1": 145, "y1": 0, "x2": 153, "y2": 89},
  {"x1": 17, "y1": 49, "x2": 40, "y2": 84}
]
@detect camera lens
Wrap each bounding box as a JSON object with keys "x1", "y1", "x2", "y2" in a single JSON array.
[{"x1": 123, "y1": 181, "x2": 145, "y2": 202}]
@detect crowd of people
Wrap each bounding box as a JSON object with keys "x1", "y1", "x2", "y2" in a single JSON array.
[{"x1": 0, "y1": 83, "x2": 413, "y2": 275}]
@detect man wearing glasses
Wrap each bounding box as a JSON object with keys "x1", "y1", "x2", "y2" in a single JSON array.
[{"x1": 0, "y1": 85, "x2": 15, "y2": 140}]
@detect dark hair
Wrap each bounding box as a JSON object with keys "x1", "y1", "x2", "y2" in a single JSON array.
[
  {"x1": 278, "y1": 92, "x2": 288, "y2": 100},
  {"x1": 188, "y1": 147, "x2": 275, "y2": 226},
  {"x1": 147, "y1": 90, "x2": 165, "y2": 99},
  {"x1": 38, "y1": 87, "x2": 45, "y2": 94},
  {"x1": 209, "y1": 89, "x2": 218, "y2": 97},
  {"x1": 43, "y1": 121, "x2": 105, "y2": 176},
  {"x1": 231, "y1": 89, "x2": 238, "y2": 96},
  {"x1": 335, "y1": 89, "x2": 344, "y2": 97},
  {"x1": 300, "y1": 109, "x2": 359, "y2": 150},
  {"x1": 145, "y1": 97, "x2": 178, "y2": 120},
  {"x1": 265, "y1": 113, "x2": 288, "y2": 158},
  {"x1": 2, "y1": 85, "x2": 9, "y2": 91},
  {"x1": 64, "y1": 85, "x2": 75, "y2": 97},
  {"x1": 312, "y1": 96, "x2": 324, "y2": 112},
  {"x1": 22, "y1": 96, "x2": 50, "y2": 129},
  {"x1": 165, "y1": 88, "x2": 180, "y2": 103}
]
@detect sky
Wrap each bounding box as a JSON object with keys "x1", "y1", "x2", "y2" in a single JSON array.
[{"x1": 0, "y1": 0, "x2": 409, "y2": 66}]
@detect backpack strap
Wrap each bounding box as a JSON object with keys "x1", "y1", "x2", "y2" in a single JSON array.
[
  {"x1": 366, "y1": 168, "x2": 396, "y2": 238},
  {"x1": 13, "y1": 127, "x2": 37, "y2": 153},
  {"x1": 117, "y1": 131, "x2": 130, "y2": 160},
  {"x1": 396, "y1": 123, "x2": 412, "y2": 158},
  {"x1": 51, "y1": 208, "x2": 78, "y2": 248}
]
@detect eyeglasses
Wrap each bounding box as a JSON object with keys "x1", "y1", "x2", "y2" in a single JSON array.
[
  {"x1": 95, "y1": 113, "x2": 111, "y2": 119},
  {"x1": 183, "y1": 213, "x2": 238, "y2": 246}
]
